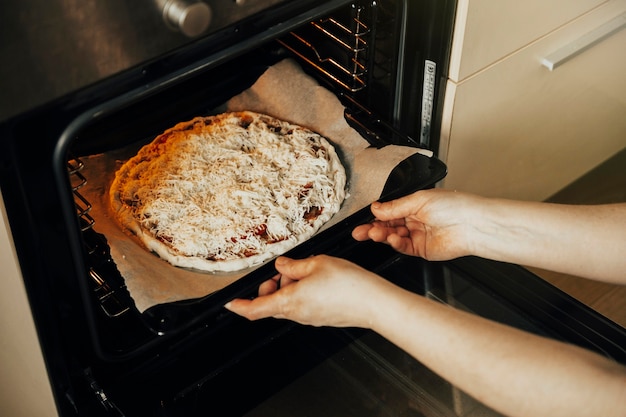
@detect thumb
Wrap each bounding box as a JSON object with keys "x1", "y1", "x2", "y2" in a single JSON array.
[
  {"x1": 371, "y1": 193, "x2": 423, "y2": 221},
  {"x1": 274, "y1": 256, "x2": 314, "y2": 281}
]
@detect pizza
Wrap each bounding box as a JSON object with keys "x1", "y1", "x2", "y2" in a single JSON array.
[{"x1": 109, "y1": 111, "x2": 346, "y2": 272}]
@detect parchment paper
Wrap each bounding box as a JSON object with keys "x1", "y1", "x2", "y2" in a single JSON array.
[{"x1": 84, "y1": 59, "x2": 432, "y2": 312}]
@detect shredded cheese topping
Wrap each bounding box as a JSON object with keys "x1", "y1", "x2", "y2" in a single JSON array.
[{"x1": 110, "y1": 112, "x2": 345, "y2": 270}]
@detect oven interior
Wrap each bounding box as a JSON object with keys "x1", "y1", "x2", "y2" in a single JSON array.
[{"x1": 52, "y1": 0, "x2": 452, "y2": 364}]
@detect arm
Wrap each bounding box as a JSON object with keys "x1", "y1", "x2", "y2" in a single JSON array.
[
  {"x1": 225, "y1": 255, "x2": 626, "y2": 417},
  {"x1": 353, "y1": 189, "x2": 626, "y2": 284}
]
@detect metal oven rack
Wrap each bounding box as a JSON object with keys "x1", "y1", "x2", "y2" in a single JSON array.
[
  {"x1": 278, "y1": 1, "x2": 414, "y2": 148},
  {"x1": 68, "y1": 157, "x2": 130, "y2": 318},
  {"x1": 277, "y1": 15, "x2": 370, "y2": 92},
  {"x1": 68, "y1": 156, "x2": 95, "y2": 232},
  {"x1": 277, "y1": 2, "x2": 383, "y2": 94}
]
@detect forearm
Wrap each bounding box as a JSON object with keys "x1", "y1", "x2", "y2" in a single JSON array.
[
  {"x1": 468, "y1": 199, "x2": 626, "y2": 283},
  {"x1": 370, "y1": 286, "x2": 626, "y2": 417}
]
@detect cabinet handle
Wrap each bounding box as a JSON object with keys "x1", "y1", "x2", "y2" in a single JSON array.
[{"x1": 541, "y1": 12, "x2": 626, "y2": 71}]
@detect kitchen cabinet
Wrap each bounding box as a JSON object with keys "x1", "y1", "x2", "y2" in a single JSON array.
[
  {"x1": 0, "y1": 196, "x2": 58, "y2": 417},
  {"x1": 439, "y1": 0, "x2": 626, "y2": 200}
]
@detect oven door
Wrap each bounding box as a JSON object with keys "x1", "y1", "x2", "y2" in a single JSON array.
[
  {"x1": 1, "y1": 1, "x2": 455, "y2": 414},
  {"x1": 98, "y1": 249, "x2": 626, "y2": 416}
]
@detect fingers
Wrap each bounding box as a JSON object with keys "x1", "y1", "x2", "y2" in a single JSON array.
[
  {"x1": 224, "y1": 256, "x2": 311, "y2": 321},
  {"x1": 352, "y1": 220, "x2": 409, "y2": 243},
  {"x1": 274, "y1": 255, "x2": 315, "y2": 279},
  {"x1": 352, "y1": 223, "x2": 373, "y2": 241},
  {"x1": 224, "y1": 296, "x2": 282, "y2": 321},
  {"x1": 386, "y1": 232, "x2": 420, "y2": 257},
  {"x1": 353, "y1": 192, "x2": 428, "y2": 241},
  {"x1": 258, "y1": 275, "x2": 280, "y2": 296}
]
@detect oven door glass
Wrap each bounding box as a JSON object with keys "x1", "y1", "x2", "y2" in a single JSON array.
[{"x1": 147, "y1": 251, "x2": 625, "y2": 417}]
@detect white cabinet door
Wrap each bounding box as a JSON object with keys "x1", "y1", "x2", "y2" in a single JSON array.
[
  {"x1": 450, "y1": 0, "x2": 606, "y2": 82},
  {"x1": 0, "y1": 196, "x2": 58, "y2": 417},
  {"x1": 440, "y1": 1, "x2": 626, "y2": 201}
]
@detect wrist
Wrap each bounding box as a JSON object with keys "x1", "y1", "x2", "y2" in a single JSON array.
[
  {"x1": 464, "y1": 197, "x2": 539, "y2": 263},
  {"x1": 447, "y1": 192, "x2": 494, "y2": 259}
]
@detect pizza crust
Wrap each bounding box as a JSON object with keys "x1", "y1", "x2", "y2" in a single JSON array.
[{"x1": 109, "y1": 111, "x2": 346, "y2": 272}]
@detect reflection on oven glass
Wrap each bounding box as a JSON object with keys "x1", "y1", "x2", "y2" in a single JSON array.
[{"x1": 245, "y1": 331, "x2": 503, "y2": 417}]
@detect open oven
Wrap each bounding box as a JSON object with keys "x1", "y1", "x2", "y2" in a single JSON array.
[{"x1": 1, "y1": 1, "x2": 625, "y2": 416}]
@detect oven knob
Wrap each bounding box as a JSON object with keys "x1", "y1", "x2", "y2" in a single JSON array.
[{"x1": 162, "y1": 0, "x2": 212, "y2": 37}]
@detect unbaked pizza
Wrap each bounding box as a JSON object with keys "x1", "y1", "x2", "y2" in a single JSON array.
[{"x1": 109, "y1": 111, "x2": 346, "y2": 272}]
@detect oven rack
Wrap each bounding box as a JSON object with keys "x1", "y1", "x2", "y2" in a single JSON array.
[
  {"x1": 68, "y1": 156, "x2": 95, "y2": 232},
  {"x1": 277, "y1": 2, "x2": 378, "y2": 93},
  {"x1": 341, "y1": 92, "x2": 422, "y2": 148},
  {"x1": 68, "y1": 156, "x2": 132, "y2": 319}
]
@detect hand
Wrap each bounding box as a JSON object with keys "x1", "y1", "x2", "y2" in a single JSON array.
[
  {"x1": 352, "y1": 189, "x2": 479, "y2": 261},
  {"x1": 224, "y1": 255, "x2": 391, "y2": 328}
]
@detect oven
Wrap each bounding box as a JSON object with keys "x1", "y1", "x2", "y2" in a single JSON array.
[{"x1": 1, "y1": 1, "x2": 625, "y2": 416}]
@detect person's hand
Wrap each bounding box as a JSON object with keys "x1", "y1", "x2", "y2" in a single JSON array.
[
  {"x1": 224, "y1": 255, "x2": 392, "y2": 328},
  {"x1": 352, "y1": 189, "x2": 480, "y2": 261}
]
